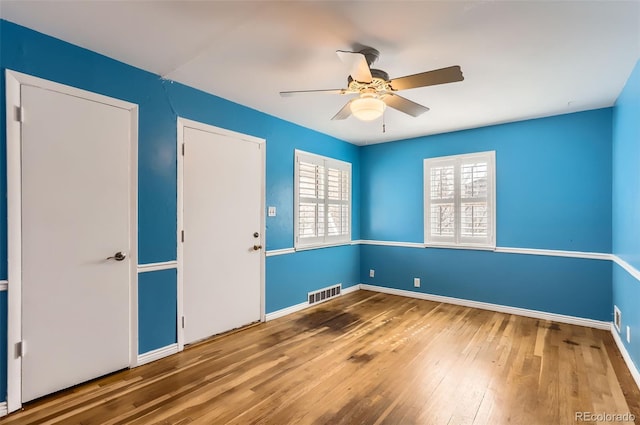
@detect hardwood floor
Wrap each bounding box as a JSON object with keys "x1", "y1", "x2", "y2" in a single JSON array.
[{"x1": 3, "y1": 290, "x2": 638, "y2": 424}]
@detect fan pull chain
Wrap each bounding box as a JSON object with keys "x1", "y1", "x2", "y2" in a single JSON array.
[{"x1": 382, "y1": 109, "x2": 386, "y2": 133}]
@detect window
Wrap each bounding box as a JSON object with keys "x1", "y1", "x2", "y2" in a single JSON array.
[
  {"x1": 295, "y1": 150, "x2": 351, "y2": 249},
  {"x1": 424, "y1": 151, "x2": 495, "y2": 249}
]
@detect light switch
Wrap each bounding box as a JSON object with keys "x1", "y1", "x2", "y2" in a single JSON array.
[{"x1": 268, "y1": 206, "x2": 277, "y2": 217}]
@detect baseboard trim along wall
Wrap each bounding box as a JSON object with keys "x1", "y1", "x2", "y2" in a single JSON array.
[
  {"x1": 611, "y1": 324, "x2": 640, "y2": 390},
  {"x1": 265, "y1": 301, "x2": 309, "y2": 321},
  {"x1": 265, "y1": 284, "x2": 360, "y2": 321},
  {"x1": 137, "y1": 343, "x2": 179, "y2": 366},
  {"x1": 266, "y1": 283, "x2": 609, "y2": 330},
  {"x1": 0, "y1": 402, "x2": 7, "y2": 417},
  {"x1": 359, "y1": 284, "x2": 611, "y2": 330}
]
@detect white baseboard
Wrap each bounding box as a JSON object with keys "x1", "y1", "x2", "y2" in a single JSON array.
[
  {"x1": 341, "y1": 284, "x2": 361, "y2": 295},
  {"x1": 360, "y1": 284, "x2": 611, "y2": 330},
  {"x1": 0, "y1": 401, "x2": 7, "y2": 417},
  {"x1": 266, "y1": 283, "x2": 609, "y2": 331},
  {"x1": 265, "y1": 301, "x2": 309, "y2": 321},
  {"x1": 265, "y1": 284, "x2": 361, "y2": 321},
  {"x1": 611, "y1": 324, "x2": 640, "y2": 391},
  {"x1": 136, "y1": 343, "x2": 179, "y2": 366}
]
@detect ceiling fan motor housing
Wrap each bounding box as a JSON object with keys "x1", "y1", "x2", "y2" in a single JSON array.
[{"x1": 348, "y1": 69, "x2": 392, "y2": 93}]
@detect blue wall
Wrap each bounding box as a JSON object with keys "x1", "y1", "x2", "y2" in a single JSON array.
[
  {"x1": 0, "y1": 292, "x2": 6, "y2": 401},
  {"x1": 360, "y1": 109, "x2": 613, "y2": 320},
  {"x1": 0, "y1": 19, "x2": 361, "y2": 400},
  {"x1": 361, "y1": 110, "x2": 613, "y2": 251},
  {"x1": 612, "y1": 59, "x2": 640, "y2": 371},
  {"x1": 138, "y1": 269, "x2": 178, "y2": 354},
  {"x1": 267, "y1": 245, "x2": 360, "y2": 312}
]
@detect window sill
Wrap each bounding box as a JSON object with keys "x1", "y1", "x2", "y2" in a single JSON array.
[
  {"x1": 294, "y1": 241, "x2": 353, "y2": 252},
  {"x1": 424, "y1": 243, "x2": 496, "y2": 252}
]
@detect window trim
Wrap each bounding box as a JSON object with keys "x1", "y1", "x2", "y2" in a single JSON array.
[
  {"x1": 423, "y1": 151, "x2": 496, "y2": 250},
  {"x1": 294, "y1": 149, "x2": 352, "y2": 250}
]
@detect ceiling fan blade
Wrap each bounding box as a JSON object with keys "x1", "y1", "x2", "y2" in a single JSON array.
[
  {"x1": 280, "y1": 88, "x2": 348, "y2": 97},
  {"x1": 336, "y1": 50, "x2": 373, "y2": 83},
  {"x1": 389, "y1": 66, "x2": 464, "y2": 91},
  {"x1": 382, "y1": 93, "x2": 430, "y2": 117},
  {"x1": 331, "y1": 100, "x2": 354, "y2": 120}
]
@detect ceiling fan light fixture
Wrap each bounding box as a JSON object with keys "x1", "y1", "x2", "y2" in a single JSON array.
[{"x1": 350, "y1": 94, "x2": 385, "y2": 121}]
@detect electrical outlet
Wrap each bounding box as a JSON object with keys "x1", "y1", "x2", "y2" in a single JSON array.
[
  {"x1": 627, "y1": 326, "x2": 631, "y2": 343},
  {"x1": 369, "y1": 269, "x2": 375, "y2": 278},
  {"x1": 267, "y1": 206, "x2": 277, "y2": 217},
  {"x1": 414, "y1": 278, "x2": 420, "y2": 287}
]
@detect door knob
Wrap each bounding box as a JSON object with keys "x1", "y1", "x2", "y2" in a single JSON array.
[
  {"x1": 253, "y1": 232, "x2": 260, "y2": 238},
  {"x1": 252, "y1": 245, "x2": 263, "y2": 251},
  {"x1": 107, "y1": 251, "x2": 127, "y2": 261}
]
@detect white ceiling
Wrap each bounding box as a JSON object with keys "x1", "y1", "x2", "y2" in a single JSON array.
[{"x1": 1, "y1": 1, "x2": 639, "y2": 145}]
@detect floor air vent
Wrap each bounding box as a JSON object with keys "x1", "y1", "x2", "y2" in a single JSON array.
[{"x1": 308, "y1": 284, "x2": 342, "y2": 305}]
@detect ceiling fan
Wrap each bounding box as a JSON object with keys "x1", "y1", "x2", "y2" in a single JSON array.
[{"x1": 280, "y1": 48, "x2": 464, "y2": 122}]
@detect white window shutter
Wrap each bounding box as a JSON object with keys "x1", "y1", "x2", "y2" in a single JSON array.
[
  {"x1": 295, "y1": 150, "x2": 352, "y2": 249},
  {"x1": 424, "y1": 151, "x2": 495, "y2": 249}
]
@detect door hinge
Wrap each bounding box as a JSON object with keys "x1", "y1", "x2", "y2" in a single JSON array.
[
  {"x1": 181, "y1": 230, "x2": 184, "y2": 242},
  {"x1": 181, "y1": 316, "x2": 185, "y2": 329},
  {"x1": 15, "y1": 106, "x2": 23, "y2": 123},
  {"x1": 181, "y1": 143, "x2": 185, "y2": 156},
  {"x1": 16, "y1": 341, "x2": 25, "y2": 358}
]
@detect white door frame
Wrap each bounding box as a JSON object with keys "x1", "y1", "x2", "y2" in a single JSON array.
[
  {"x1": 5, "y1": 70, "x2": 139, "y2": 413},
  {"x1": 176, "y1": 117, "x2": 266, "y2": 351}
]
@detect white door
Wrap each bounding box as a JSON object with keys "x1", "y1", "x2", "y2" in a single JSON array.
[
  {"x1": 20, "y1": 85, "x2": 132, "y2": 402},
  {"x1": 182, "y1": 125, "x2": 263, "y2": 344}
]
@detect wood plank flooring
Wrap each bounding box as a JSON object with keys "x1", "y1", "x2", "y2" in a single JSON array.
[{"x1": 3, "y1": 290, "x2": 638, "y2": 424}]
